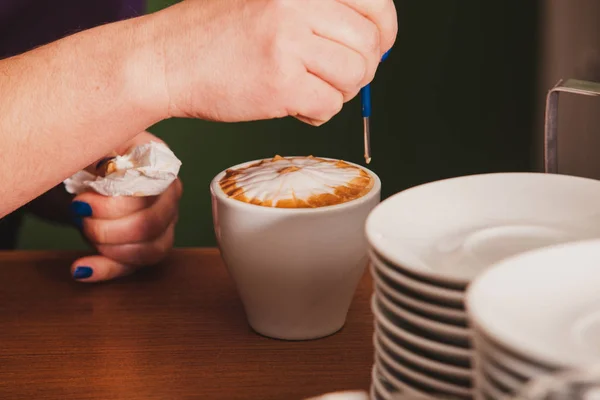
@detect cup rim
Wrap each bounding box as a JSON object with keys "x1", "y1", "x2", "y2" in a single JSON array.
[{"x1": 210, "y1": 156, "x2": 381, "y2": 214}]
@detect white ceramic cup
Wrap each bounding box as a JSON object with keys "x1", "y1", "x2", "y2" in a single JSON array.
[{"x1": 210, "y1": 157, "x2": 381, "y2": 340}]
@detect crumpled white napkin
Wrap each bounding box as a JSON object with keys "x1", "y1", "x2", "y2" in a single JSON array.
[{"x1": 63, "y1": 141, "x2": 182, "y2": 197}]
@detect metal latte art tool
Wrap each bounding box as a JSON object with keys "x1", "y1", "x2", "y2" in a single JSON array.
[
  {"x1": 361, "y1": 84, "x2": 372, "y2": 164},
  {"x1": 360, "y1": 49, "x2": 391, "y2": 165}
]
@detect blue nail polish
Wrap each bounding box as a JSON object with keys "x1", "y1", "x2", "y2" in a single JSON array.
[
  {"x1": 70, "y1": 201, "x2": 92, "y2": 217},
  {"x1": 381, "y1": 49, "x2": 392, "y2": 62},
  {"x1": 73, "y1": 266, "x2": 93, "y2": 279},
  {"x1": 70, "y1": 201, "x2": 91, "y2": 230}
]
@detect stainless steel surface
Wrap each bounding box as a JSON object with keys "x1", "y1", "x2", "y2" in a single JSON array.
[
  {"x1": 544, "y1": 79, "x2": 600, "y2": 173},
  {"x1": 535, "y1": 1, "x2": 600, "y2": 175}
]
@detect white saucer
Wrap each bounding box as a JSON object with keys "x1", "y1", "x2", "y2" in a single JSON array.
[
  {"x1": 371, "y1": 364, "x2": 403, "y2": 400},
  {"x1": 366, "y1": 173, "x2": 600, "y2": 286},
  {"x1": 374, "y1": 356, "x2": 429, "y2": 398},
  {"x1": 480, "y1": 358, "x2": 522, "y2": 392},
  {"x1": 372, "y1": 296, "x2": 472, "y2": 362},
  {"x1": 371, "y1": 252, "x2": 464, "y2": 306},
  {"x1": 476, "y1": 371, "x2": 507, "y2": 400},
  {"x1": 376, "y1": 340, "x2": 473, "y2": 398},
  {"x1": 467, "y1": 239, "x2": 600, "y2": 368},
  {"x1": 369, "y1": 385, "x2": 379, "y2": 400},
  {"x1": 372, "y1": 263, "x2": 467, "y2": 324},
  {"x1": 371, "y1": 365, "x2": 390, "y2": 400},
  {"x1": 473, "y1": 332, "x2": 551, "y2": 380},
  {"x1": 376, "y1": 326, "x2": 473, "y2": 381},
  {"x1": 377, "y1": 290, "x2": 472, "y2": 342}
]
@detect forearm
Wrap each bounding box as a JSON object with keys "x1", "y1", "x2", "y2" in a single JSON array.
[{"x1": 0, "y1": 14, "x2": 166, "y2": 218}]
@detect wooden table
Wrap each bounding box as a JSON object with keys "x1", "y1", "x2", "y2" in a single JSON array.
[{"x1": 0, "y1": 249, "x2": 375, "y2": 400}]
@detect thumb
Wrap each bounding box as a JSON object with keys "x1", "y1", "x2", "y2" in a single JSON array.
[
  {"x1": 295, "y1": 115, "x2": 328, "y2": 127},
  {"x1": 71, "y1": 255, "x2": 136, "y2": 283}
]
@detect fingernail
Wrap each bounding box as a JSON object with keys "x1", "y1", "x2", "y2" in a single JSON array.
[
  {"x1": 96, "y1": 157, "x2": 113, "y2": 169},
  {"x1": 70, "y1": 201, "x2": 92, "y2": 230},
  {"x1": 381, "y1": 49, "x2": 392, "y2": 62},
  {"x1": 70, "y1": 201, "x2": 92, "y2": 217},
  {"x1": 73, "y1": 266, "x2": 93, "y2": 279}
]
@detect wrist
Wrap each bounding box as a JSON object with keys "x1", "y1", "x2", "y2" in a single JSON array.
[{"x1": 117, "y1": 14, "x2": 172, "y2": 124}]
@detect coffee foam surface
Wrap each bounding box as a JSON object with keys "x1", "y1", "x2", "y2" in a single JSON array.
[{"x1": 219, "y1": 156, "x2": 374, "y2": 208}]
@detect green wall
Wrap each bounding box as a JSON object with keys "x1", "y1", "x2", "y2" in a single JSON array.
[{"x1": 17, "y1": 1, "x2": 540, "y2": 250}]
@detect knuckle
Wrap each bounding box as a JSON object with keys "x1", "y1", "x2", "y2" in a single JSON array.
[
  {"x1": 375, "y1": 0, "x2": 389, "y2": 14},
  {"x1": 314, "y1": 90, "x2": 343, "y2": 123},
  {"x1": 363, "y1": 24, "x2": 381, "y2": 54},
  {"x1": 159, "y1": 230, "x2": 175, "y2": 257},
  {"x1": 345, "y1": 88, "x2": 361, "y2": 103},
  {"x1": 268, "y1": 0, "x2": 300, "y2": 24},
  {"x1": 103, "y1": 197, "x2": 123, "y2": 217},
  {"x1": 265, "y1": 4, "x2": 294, "y2": 54},
  {"x1": 149, "y1": 209, "x2": 171, "y2": 240},
  {"x1": 268, "y1": 51, "x2": 295, "y2": 90},
  {"x1": 268, "y1": 68, "x2": 298, "y2": 114},
  {"x1": 130, "y1": 214, "x2": 159, "y2": 242},
  {"x1": 137, "y1": 234, "x2": 173, "y2": 266},
  {"x1": 85, "y1": 221, "x2": 109, "y2": 244},
  {"x1": 324, "y1": 92, "x2": 344, "y2": 119},
  {"x1": 362, "y1": 65, "x2": 378, "y2": 86},
  {"x1": 346, "y1": 55, "x2": 368, "y2": 89},
  {"x1": 332, "y1": 92, "x2": 344, "y2": 114},
  {"x1": 175, "y1": 179, "x2": 184, "y2": 199},
  {"x1": 381, "y1": 2, "x2": 399, "y2": 48},
  {"x1": 383, "y1": 25, "x2": 398, "y2": 52}
]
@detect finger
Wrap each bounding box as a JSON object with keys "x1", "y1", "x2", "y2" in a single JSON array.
[
  {"x1": 336, "y1": 0, "x2": 398, "y2": 56},
  {"x1": 82, "y1": 179, "x2": 182, "y2": 244},
  {"x1": 72, "y1": 192, "x2": 155, "y2": 220},
  {"x1": 71, "y1": 221, "x2": 176, "y2": 282},
  {"x1": 95, "y1": 220, "x2": 176, "y2": 267},
  {"x1": 302, "y1": 35, "x2": 365, "y2": 102},
  {"x1": 304, "y1": 0, "x2": 380, "y2": 87},
  {"x1": 71, "y1": 255, "x2": 137, "y2": 283},
  {"x1": 83, "y1": 152, "x2": 119, "y2": 175},
  {"x1": 294, "y1": 115, "x2": 323, "y2": 126},
  {"x1": 288, "y1": 73, "x2": 344, "y2": 126}
]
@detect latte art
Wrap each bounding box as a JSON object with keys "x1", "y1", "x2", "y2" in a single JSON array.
[{"x1": 219, "y1": 155, "x2": 374, "y2": 208}]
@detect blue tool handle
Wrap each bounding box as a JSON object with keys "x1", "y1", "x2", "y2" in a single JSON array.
[
  {"x1": 361, "y1": 84, "x2": 372, "y2": 118},
  {"x1": 360, "y1": 49, "x2": 391, "y2": 118},
  {"x1": 381, "y1": 49, "x2": 391, "y2": 62}
]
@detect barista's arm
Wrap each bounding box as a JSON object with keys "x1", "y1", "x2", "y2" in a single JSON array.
[
  {"x1": 0, "y1": 16, "x2": 165, "y2": 219},
  {"x1": 0, "y1": 0, "x2": 397, "y2": 220}
]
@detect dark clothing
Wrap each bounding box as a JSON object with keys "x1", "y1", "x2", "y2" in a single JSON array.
[{"x1": 0, "y1": 0, "x2": 146, "y2": 249}]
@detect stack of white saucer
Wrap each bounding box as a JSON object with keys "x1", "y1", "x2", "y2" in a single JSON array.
[
  {"x1": 364, "y1": 173, "x2": 600, "y2": 400},
  {"x1": 367, "y1": 247, "x2": 473, "y2": 400},
  {"x1": 466, "y1": 239, "x2": 600, "y2": 400}
]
